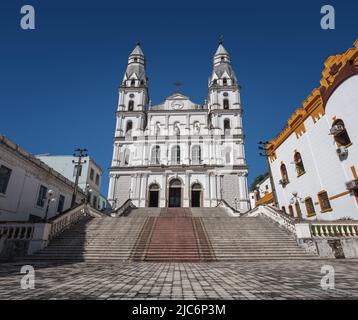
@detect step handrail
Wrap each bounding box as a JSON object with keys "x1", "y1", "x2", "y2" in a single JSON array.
[
  {"x1": 112, "y1": 199, "x2": 137, "y2": 217},
  {"x1": 216, "y1": 199, "x2": 241, "y2": 215}
]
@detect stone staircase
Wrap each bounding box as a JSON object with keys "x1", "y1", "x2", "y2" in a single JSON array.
[{"x1": 22, "y1": 207, "x2": 318, "y2": 263}]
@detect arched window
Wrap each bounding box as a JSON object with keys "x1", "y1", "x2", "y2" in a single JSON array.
[
  {"x1": 223, "y1": 99, "x2": 229, "y2": 110},
  {"x1": 331, "y1": 119, "x2": 351, "y2": 147},
  {"x1": 171, "y1": 146, "x2": 181, "y2": 164},
  {"x1": 294, "y1": 152, "x2": 305, "y2": 176},
  {"x1": 224, "y1": 119, "x2": 231, "y2": 134},
  {"x1": 131, "y1": 79, "x2": 135, "y2": 86},
  {"x1": 281, "y1": 206, "x2": 286, "y2": 214},
  {"x1": 318, "y1": 191, "x2": 332, "y2": 212},
  {"x1": 128, "y1": 100, "x2": 134, "y2": 111},
  {"x1": 280, "y1": 163, "x2": 289, "y2": 185},
  {"x1": 288, "y1": 205, "x2": 294, "y2": 217},
  {"x1": 151, "y1": 146, "x2": 161, "y2": 165},
  {"x1": 140, "y1": 80, "x2": 144, "y2": 86},
  {"x1": 125, "y1": 121, "x2": 133, "y2": 135},
  {"x1": 213, "y1": 79, "x2": 217, "y2": 85},
  {"x1": 192, "y1": 145, "x2": 202, "y2": 164},
  {"x1": 223, "y1": 78, "x2": 227, "y2": 86},
  {"x1": 304, "y1": 197, "x2": 316, "y2": 216}
]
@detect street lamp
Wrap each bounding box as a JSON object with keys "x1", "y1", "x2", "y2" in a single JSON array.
[
  {"x1": 71, "y1": 148, "x2": 88, "y2": 207},
  {"x1": 44, "y1": 189, "x2": 56, "y2": 222},
  {"x1": 289, "y1": 191, "x2": 304, "y2": 223}
]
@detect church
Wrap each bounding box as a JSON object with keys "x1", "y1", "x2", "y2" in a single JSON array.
[{"x1": 108, "y1": 41, "x2": 250, "y2": 212}]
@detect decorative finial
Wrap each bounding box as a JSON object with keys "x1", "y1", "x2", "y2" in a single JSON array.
[
  {"x1": 219, "y1": 35, "x2": 223, "y2": 45},
  {"x1": 136, "y1": 40, "x2": 141, "y2": 46}
]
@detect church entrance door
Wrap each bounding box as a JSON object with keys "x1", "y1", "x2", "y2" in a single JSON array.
[
  {"x1": 148, "y1": 184, "x2": 160, "y2": 207},
  {"x1": 168, "y1": 179, "x2": 182, "y2": 207},
  {"x1": 191, "y1": 183, "x2": 202, "y2": 207}
]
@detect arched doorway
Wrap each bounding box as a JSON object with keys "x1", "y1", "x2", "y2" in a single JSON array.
[
  {"x1": 148, "y1": 184, "x2": 160, "y2": 207},
  {"x1": 168, "y1": 179, "x2": 182, "y2": 207},
  {"x1": 191, "y1": 183, "x2": 202, "y2": 207}
]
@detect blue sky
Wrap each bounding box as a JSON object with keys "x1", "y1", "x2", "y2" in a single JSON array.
[{"x1": 0, "y1": 0, "x2": 357, "y2": 195}]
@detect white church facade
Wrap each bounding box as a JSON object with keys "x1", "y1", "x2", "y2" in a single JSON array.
[{"x1": 108, "y1": 42, "x2": 250, "y2": 211}]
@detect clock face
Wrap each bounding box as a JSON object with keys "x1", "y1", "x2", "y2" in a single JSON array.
[{"x1": 172, "y1": 101, "x2": 184, "y2": 110}]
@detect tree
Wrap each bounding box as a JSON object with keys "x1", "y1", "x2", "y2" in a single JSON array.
[{"x1": 250, "y1": 172, "x2": 269, "y2": 192}]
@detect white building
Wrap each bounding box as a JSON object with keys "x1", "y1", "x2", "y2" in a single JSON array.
[
  {"x1": 250, "y1": 175, "x2": 274, "y2": 208},
  {"x1": 108, "y1": 42, "x2": 250, "y2": 211},
  {"x1": 36, "y1": 155, "x2": 104, "y2": 210},
  {"x1": 266, "y1": 40, "x2": 358, "y2": 221},
  {"x1": 0, "y1": 135, "x2": 85, "y2": 222}
]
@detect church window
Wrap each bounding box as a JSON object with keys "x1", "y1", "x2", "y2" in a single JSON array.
[
  {"x1": 223, "y1": 78, "x2": 227, "y2": 85},
  {"x1": 134, "y1": 58, "x2": 138, "y2": 62},
  {"x1": 171, "y1": 146, "x2": 181, "y2": 164},
  {"x1": 0, "y1": 165, "x2": 12, "y2": 194},
  {"x1": 331, "y1": 119, "x2": 351, "y2": 147},
  {"x1": 318, "y1": 191, "x2": 332, "y2": 212},
  {"x1": 126, "y1": 121, "x2": 133, "y2": 135},
  {"x1": 224, "y1": 119, "x2": 231, "y2": 133},
  {"x1": 280, "y1": 163, "x2": 289, "y2": 185},
  {"x1": 193, "y1": 122, "x2": 200, "y2": 134},
  {"x1": 131, "y1": 79, "x2": 135, "y2": 86},
  {"x1": 223, "y1": 99, "x2": 229, "y2": 110},
  {"x1": 140, "y1": 80, "x2": 144, "y2": 85},
  {"x1": 128, "y1": 100, "x2": 134, "y2": 111},
  {"x1": 123, "y1": 149, "x2": 130, "y2": 165},
  {"x1": 304, "y1": 197, "x2": 316, "y2": 216},
  {"x1": 151, "y1": 146, "x2": 161, "y2": 165},
  {"x1": 294, "y1": 152, "x2": 305, "y2": 176},
  {"x1": 192, "y1": 145, "x2": 202, "y2": 164},
  {"x1": 213, "y1": 79, "x2": 217, "y2": 85},
  {"x1": 288, "y1": 205, "x2": 294, "y2": 217}
]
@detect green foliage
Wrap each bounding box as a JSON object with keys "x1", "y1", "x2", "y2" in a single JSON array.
[{"x1": 250, "y1": 172, "x2": 269, "y2": 191}]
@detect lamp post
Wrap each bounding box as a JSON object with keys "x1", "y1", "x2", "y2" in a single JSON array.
[
  {"x1": 44, "y1": 189, "x2": 56, "y2": 222},
  {"x1": 71, "y1": 148, "x2": 88, "y2": 207},
  {"x1": 289, "y1": 191, "x2": 304, "y2": 223}
]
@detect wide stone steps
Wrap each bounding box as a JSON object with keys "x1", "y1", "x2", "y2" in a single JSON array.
[{"x1": 22, "y1": 207, "x2": 318, "y2": 262}]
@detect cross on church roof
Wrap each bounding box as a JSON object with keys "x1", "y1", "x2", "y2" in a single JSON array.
[{"x1": 174, "y1": 81, "x2": 182, "y2": 92}]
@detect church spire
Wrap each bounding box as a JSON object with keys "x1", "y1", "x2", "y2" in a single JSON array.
[{"x1": 122, "y1": 42, "x2": 147, "y2": 87}]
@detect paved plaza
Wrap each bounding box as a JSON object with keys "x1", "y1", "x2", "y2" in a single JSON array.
[{"x1": 0, "y1": 260, "x2": 358, "y2": 300}]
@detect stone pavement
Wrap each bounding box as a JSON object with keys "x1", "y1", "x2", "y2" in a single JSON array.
[{"x1": 0, "y1": 260, "x2": 358, "y2": 300}]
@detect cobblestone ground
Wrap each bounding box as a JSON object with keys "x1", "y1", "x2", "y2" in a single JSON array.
[{"x1": 0, "y1": 260, "x2": 358, "y2": 300}]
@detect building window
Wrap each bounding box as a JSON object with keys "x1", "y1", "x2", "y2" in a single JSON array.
[
  {"x1": 224, "y1": 119, "x2": 230, "y2": 134},
  {"x1": 124, "y1": 149, "x2": 130, "y2": 165},
  {"x1": 318, "y1": 191, "x2": 332, "y2": 212},
  {"x1": 73, "y1": 164, "x2": 82, "y2": 177},
  {"x1": 151, "y1": 145, "x2": 161, "y2": 165},
  {"x1": 331, "y1": 119, "x2": 351, "y2": 147},
  {"x1": 294, "y1": 152, "x2": 305, "y2": 176},
  {"x1": 128, "y1": 100, "x2": 134, "y2": 111},
  {"x1": 288, "y1": 205, "x2": 294, "y2": 217},
  {"x1": 171, "y1": 146, "x2": 181, "y2": 164},
  {"x1": 280, "y1": 163, "x2": 289, "y2": 185},
  {"x1": 90, "y1": 168, "x2": 94, "y2": 180},
  {"x1": 213, "y1": 79, "x2": 217, "y2": 85},
  {"x1": 95, "y1": 173, "x2": 100, "y2": 186},
  {"x1": 192, "y1": 145, "x2": 202, "y2": 164},
  {"x1": 223, "y1": 78, "x2": 227, "y2": 85},
  {"x1": 281, "y1": 206, "x2": 286, "y2": 214},
  {"x1": 131, "y1": 79, "x2": 135, "y2": 86},
  {"x1": 57, "y1": 195, "x2": 65, "y2": 213},
  {"x1": 0, "y1": 165, "x2": 12, "y2": 194},
  {"x1": 223, "y1": 99, "x2": 229, "y2": 110},
  {"x1": 304, "y1": 197, "x2": 316, "y2": 216},
  {"x1": 126, "y1": 121, "x2": 133, "y2": 135},
  {"x1": 36, "y1": 185, "x2": 48, "y2": 208},
  {"x1": 92, "y1": 195, "x2": 97, "y2": 208}
]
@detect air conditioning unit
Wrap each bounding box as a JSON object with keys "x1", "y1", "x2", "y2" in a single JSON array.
[
  {"x1": 346, "y1": 180, "x2": 358, "y2": 191},
  {"x1": 330, "y1": 125, "x2": 345, "y2": 136},
  {"x1": 336, "y1": 146, "x2": 348, "y2": 157}
]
